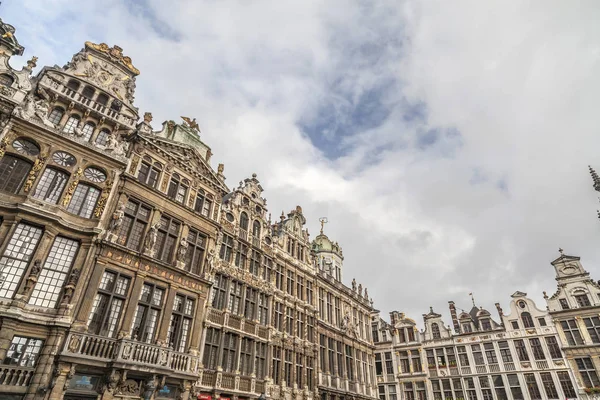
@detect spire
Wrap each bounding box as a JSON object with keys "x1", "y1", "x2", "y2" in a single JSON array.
[{"x1": 589, "y1": 166, "x2": 600, "y2": 192}]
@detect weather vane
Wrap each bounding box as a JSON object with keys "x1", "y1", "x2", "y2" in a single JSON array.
[{"x1": 319, "y1": 217, "x2": 328, "y2": 234}]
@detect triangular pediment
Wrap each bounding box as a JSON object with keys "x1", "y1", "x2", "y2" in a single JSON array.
[
  {"x1": 551, "y1": 254, "x2": 580, "y2": 265},
  {"x1": 140, "y1": 133, "x2": 229, "y2": 195}
]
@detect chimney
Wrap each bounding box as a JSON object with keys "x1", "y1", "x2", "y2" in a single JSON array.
[
  {"x1": 389, "y1": 311, "x2": 400, "y2": 325},
  {"x1": 448, "y1": 301, "x2": 460, "y2": 333},
  {"x1": 494, "y1": 302, "x2": 505, "y2": 327}
]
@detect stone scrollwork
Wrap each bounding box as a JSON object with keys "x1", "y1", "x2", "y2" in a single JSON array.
[
  {"x1": 62, "y1": 167, "x2": 83, "y2": 206},
  {"x1": 93, "y1": 171, "x2": 116, "y2": 218}
]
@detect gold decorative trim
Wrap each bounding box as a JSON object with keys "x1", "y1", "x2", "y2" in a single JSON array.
[{"x1": 84, "y1": 41, "x2": 140, "y2": 75}]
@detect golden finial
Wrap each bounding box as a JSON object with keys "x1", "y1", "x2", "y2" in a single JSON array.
[{"x1": 319, "y1": 217, "x2": 328, "y2": 235}]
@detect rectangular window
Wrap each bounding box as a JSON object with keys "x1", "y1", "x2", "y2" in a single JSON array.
[
  {"x1": 286, "y1": 270, "x2": 294, "y2": 295},
  {"x1": 185, "y1": 229, "x2": 206, "y2": 274},
  {"x1": 514, "y1": 339, "x2": 529, "y2": 361},
  {"x1": 275, "y1": 264, "x2": 284, "y2": 290},
  {"x1": 4, "y1": 336, "x2": 44, "y2": 367},
  {"x1": 117, "y1": 200, "x2": 151, "y2": 250},
  {"x1": 219, "y1": 234, "x2": 234, "y2": 262},
  {"x1": 575, "y1": 293, "x2": 591, "y2": 307},
  {"x1": 202, "y1": 327, "x2": 221, "y2": 369},
  {"x1": 529, "y1": 338, "x2": 545, "y2": 360},
  {"x1": 249, "y1": 250, "x2": 260, "y2": 276},
  {"x1": 471, "y1": 344, "x2": 485, "y2": 365},
  {"x1": 412, "y1": 352, "x2": 422, "y2": 372},
  {"x1": 508, "y1": 374, "x2": 524, "y2": 400},
  {"x1": 585, "y1": 316, "x2": 600, "y2": 344},
  {"x1": 156, "y1": 215, "x2": 180, "y2": 263},
  {"x1": 272, "y1": 346, "x2": 282, "y2": 384},
  {"x1": 524, "y1": 373, "x2": 542, "y2": 400},
  {"x1": 307, "y1": 315, "x2": 315, "y2": 342},
  {"x1": 296, "y1": 353, "x2": 304, "y2": 387},
  {"x1": 388, "y1": 385, "x2": 397, "y2": 400},
  {"x1": 166, "y1": 294, "x2": 194, "y2": 352},
  {"x1": 319, "y1": 335, "x2": 327, "y2": 372},
  {"x1": 256, "y1": 341, "x2": 267, "y2": 379},
  {"x1": 33, "y1": 167, "x2": 69, "y2": 204},
  {"x1": 286, "y1": 307, "x2": 294, "y2": 335},
  {"x1": 235, "y1": 243, "x2": 248, "y2": 268},
  {"x1": 66, "y1": 183, "x2": 100, "y2": 218},
  {"x1": 222, "y1": 332, "x2": 238, "y2": 372},
  {"x1": 385, "y1": 351, "x2": 394, "y2": 374},
  {"x1": 561, "y1": 319, "x2": 584, "y2": 346},
  {"x1": 479, "y1": 376, "x2": 493, "y2": 400},
  {"x1": 284, "y1": 349, "x2": 293, "y2": 385},
  {"x1": 346, "y1": 345, "x2": 354, "y2": 380},
  {"x1": 130, "y1": 283, "x2": 165, "y2": 343},
  {"x1": 545, "y1": 336, "x2": 562, "y2": 359},
  {"x1": 378, "y1": 385, "x2": 386, "y2": 400},
  {"x1": 306, "y1": 355, "x2": 314, "y2": 390},
  {"x1": 211, "y1": 274, "x2": 227, "y2": 309},
  {"x1": 498, "y1": 341, "x2": 513, "y2": 363},
  {"x1": 511, "y1": 320, "x2": 519, "y2": 329},
  {"x1": 403, "y1": 382, "x2": 414, "y2": 400},
  {"x1": 457, "y1": 346, "x2": 469, "y2": 366},
  {"x1": 559, "y1": 298, "x2": 570, "y2": 309},
  {"x1": 306, "y1": 280, "x2": 313, "y2": 305},
  {"x1": 540, "y1": 372, "x2": 558, "y2": 399},
  {"x1": 194, "y1": 190, "x2": 212, "y2": 217},
  {"x1": 244, "y1": 286, "x2": 257, "y2": 319},
  {"x1": 262, "y1": 256, "x2": 273, "y2": 282},
  {"x1": 372, "y1": 325, "x2": 380, "y2": 343},
  {"x1": 240, "y1": 337, "x2": 253, "y2": 376},
  {"x1": 87, "y1": 271, "x2": 130, "y2": 337},
  {"x1": 375, "y1": 353, "x2": 383, "y2": 376},
  {"x1": 274, "y1": 302, "x2": 283, "y2": 331},
  {"x1": 296, "y1": 275, "x2": 304, "y2": 300},
  {"x1": 0, "y1": 223, "x2": 43, "y2": 299},
  {"x1": 137, "y1": 159, "x2": 162, "y2": 188},
  {"x1": 416, "y1": 382, "x2": 426, "y2": 400},
  {"x1": 537, "y1": 317, "x2": 547, "y2": 326},
  {"x1": 257, "y1": 293, "x2": 269, "y2": 325},
  {"x1": 576, "y1": 357, "x2": 600, "y2": 388},
  {"x1": 484, "y1": 342, "x2": 498, "y2": 364},
  {"x1": 492, "y1": 375, "x2": 508, "y2": 400},
  {"x1": 296, "y1": 310, "x2": 304, "y2": 338},
  {"x1": 29, "y1": 236, "x2": 79, "y2": 308},
  {"x1": 228, "y1": 281, "x2": 243, "y2": 315},
  {"x1": 557, "y1": 371, "x2": 577, "y2": 398}
]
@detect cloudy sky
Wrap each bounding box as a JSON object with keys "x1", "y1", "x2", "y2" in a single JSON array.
[{"x1": 5, "y1": 1, "x2": 600, "y2": 326}]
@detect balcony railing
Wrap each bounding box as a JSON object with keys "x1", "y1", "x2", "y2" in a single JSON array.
[
  {"x1": 0, "y1": 366, "x2": 34, "y2": 387},
  {"x1": 503, "y1": 362, "x2": 516, "y2": 371},
  {"x1": 62, "y1": 332, "x2": 199, "y2": 376}
]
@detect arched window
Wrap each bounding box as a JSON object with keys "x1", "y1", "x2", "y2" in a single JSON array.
[
  {"x1": 32, "y1": 167, "x2": 69, "y2": 204},
  {"x1": 81, "y1": 86, "x2": 95, "y2": 99},
  {"x1": 96, "y1": 93, "x2": 109, "y2": 106},
  {"x1": 0, "y1": 73, "x2": 14, "y2": 87},
  {"x1": 80, "y1": 122, "x2": 95, "y2": 141},
  {"x1": 95, "y1": 128, "x2": 110, "y2": 146},
  {"x1": 12, "y1": 138, "x2": 40, "y2": 156},
  {"x1": 138, "y1": 156, "x2": 162, "y2": 188},
  {"x1": 480, "y1": 319, "x2": 492, "y2": 330},
  {"x1": 48, "y1": 107, "x2": 65, "y2": 125},
  {"x1": 240, "y1": 212, "x2": 249, "y2": 231},
  {"x1": 67, "y1": 80, "x2": 80, "y2": 91},
  {"x1": 431, "y1": 323, "x2": 441, "y2": 339},
  {"x1": 194, "y1": 189, "x2": 212, "y2": 217},
  {"x1": 66, "y1": 183, "x2": 101, "y2": 218},
  {"x1": 167, "y1": 173, "x2": 187, "y2": 203},
  {"x1": 252, "y1": 220, "x2": 261, "y2": 237},
  {"x1": 0, "y1": 155, "x2": 32, "y2": 193},
  {"x1": 521, "y1": 312, "x2": 534, "y2": 328},
  {"x1": 63, "y1": 114, "x2": 80, "y2": 134}
]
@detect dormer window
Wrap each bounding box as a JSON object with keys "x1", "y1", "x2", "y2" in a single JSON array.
[
  {"x1": 462, "y1": 323, "x2": 472, "y2": 333},
  {"x1": 381, "y1": 329, "x2": 388, "y2": 341},
  {"x1": 559, "y1": 298, "x2": 570, "y2": 310},
  {"x1": 0, "y1": 73, "x2": 14, "y2": 87},
  {"x1": 575, "y1": 293, "x2": 591, "y2": 308},
  {"x1": 82, "y1": 85, "x2": 95, "y2": 99},
  {"x1": 240, "y1": 212, "x2": 249, "y2": 231},
  {"x1": 252, "y1": 220, "x2": 261, "y2": 238},
  {"x1": 431, "y1": 323, "x2": 441, "y2": 339},
  {"x1": 480, "y1": 319, "x2": 492, "y2": 331},
  {"x1": 521, "y1": 312, "x2": 534, "y2": 328}
]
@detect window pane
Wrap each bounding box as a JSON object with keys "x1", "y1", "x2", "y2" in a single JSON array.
[
  {"x1": 0, "y1": 223, "x2": 43, "y2": 298},
  {"x1": 29, "y1": 237, "x2": 79, "y2": 308},
  {"x1": 66, "y1": 184, "x2": 100, "y2": 218},
  {"x1": 0, "y1": 155, "x2": 31, "y2": 194},
  {"x1": 5, "y1": 336, "x2": 44, "y2": 367},
  {"x1": 33, "y1": 168, "x2": 69, "y2": 204}
]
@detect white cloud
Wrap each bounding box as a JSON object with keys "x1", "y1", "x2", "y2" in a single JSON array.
[{"x1": 6, "y1": 0, "x2": 600, "y2": 326}]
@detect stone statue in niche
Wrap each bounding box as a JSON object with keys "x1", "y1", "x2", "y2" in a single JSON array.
[
  {"x1": 106, "y1": 133, "x2": 119, "y2": 151},
  {"x1": 176, "y1": 238, "x2": 188, "y2": 269},
  {"x1": 143, "y1": 222, "x2": 161, "y2": 257},
  {"x1": 106, "y1": 203, "x2": 126, "y2": 242}
]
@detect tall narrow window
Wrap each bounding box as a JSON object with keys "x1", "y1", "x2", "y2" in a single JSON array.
[
  {"x1": 240, "y1": 212, "x2": 249, "y2": 232},
  {"x1": 545, "y1": 336, "x2": 562, "y2": 359},
  {"x1": 130, "y1": 283, "x2": 165, "y2": 343},
  {"x1": 272, "y1": 346, "x2": 282, "y2": 384},
  {"x1": 484, "y1": 342, "x2": 498, "y2": 364},
  {"x1": 244, "y1": 286, "x2": 257, "y2": 319},
  {"x1": 585, "y1": 317, "x2": 600, "y2": 343},
  {"x1": 539, "y1": 372, "x2": 558, "y2": 399},
  {"x1": 185, "y1": 229, "x2": 206, "y2": 274},
  {"x1": 521, "y1": 312, "x2": 534, "y2": 328},
  {"x1": 235, "y1": 243, "x2": 248, "y2": 268},
  {"x1": 166, "y1": 294, "x2": 194, "y2": 353},
  {"x1": 252, "y1": 220, "x2": 261, "y2": 238},
  {"x1": 559, "y1": 298, "x2": 570, "y2": 309},
  {"x1": 256, "y1": 342, "x2": 267, "y2": 379},
  {"x1": 137, "y1": 156, "x2": 162, "y2": 188},
  {"x1": 257, "y1": 293, "x2": 269, "y2": 325},
  {"x1": 155, "y1": 215, "x2": 180, "y2": 263},
  {"x1": 345, "y1": 345, "x2": 354, "y2": 380},
  {"x1": 194, "y1": 189, "x2": 212, "y2": 217},
  {"x1": 576, "y1": 357, "x2": 600, "y2": 388},
  {"x1": 514, "y1": 340, "x2": 529, "y2": 361},
  {"x1": 262, "y1": 256, "x2": 273, "y2": 282},
  {"x1": 219, "y1": 234, "x2": 234, "y2": 262},
  {"x1": 87, "y1": 271, "x2": 130, "y2": 337},
  {"x1": 0, "y1": 223, "x2": 43, "y2": 299},
  {"x1": 561, "y1": 319, "x2": 584, "y2": 346},
  {"x1": 273, "y1": 302, "x2": 283, "y2": 331},
  {"x1": 32, "y1": 167, "x2": 69, "y2": 203},
  {"x1": 167, "y1": 173, "x2": 188, "y2": 203},
  {"x1": 210, "y1": 274, "x2": 227, "y2": 309},
  {"x1": 0, "y1": 155, "x2": 32, "y2": 194},
  {"x1": 498, "y1": 341, "x2": 513, "y2": 363},
  {"x1": 284, "y1": 349, "x2": 293, "y2": 384},
  {"x1": 249, "y1": 250, "x2": 260, "y2": 276},
  {"x1": 507, "y1": 374, "x2": 523, "y2": 400},
  {"x1": 63, "y1": 114, "x2": 80, "y2": 134},
  {"x1": 66, "y1": 183, "x2": 100, "y2": 218},
  {"x1": 524, "y1": 373, "x2": 542, "y2": 400},
  {"x1": 286, "y1": 307, "x2": 294, "y2": 335},
  {"x1": 222, "y1": 332, "x2": 238, "y2": 372},
  {"x1": 431, "y1": 323, "x2": 441, "y2": 339},
  {"x1": 529, "y1": 338, "x2": 545, "y2": 360},
  {"x1": 80, "y1": 122, "x2": 95, "y2": 141},
  {"x1": 202, "y1": 327, "x2": 221, "y2": 369},
  {"x1": 575, "y1": 293, "x2": 591, "y2": 308},
  {"x1": 492, "y1": 375, "x2": 507, "y2": 400},
  {"x1": 116, "y1": 200, "x2": 151, "y2": 251},
  {"x1": 239, "y1": 337, "x2": 253, "y2": 376},
  {"x1": 28, "y1": 236, "x2": 79, "y2": 308},
  {"x1": 4, "y1": 336, "x2": 43, "y2": 367},
  {"x1": 557, "y1": 371, "x2": 577, "y2": 398},
  {"x1": 228, "y1": 281, "x2": 243, "y2": 315},
  {"x1": 48, "y1": 107, "x2": 65, "y2": 125}
]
